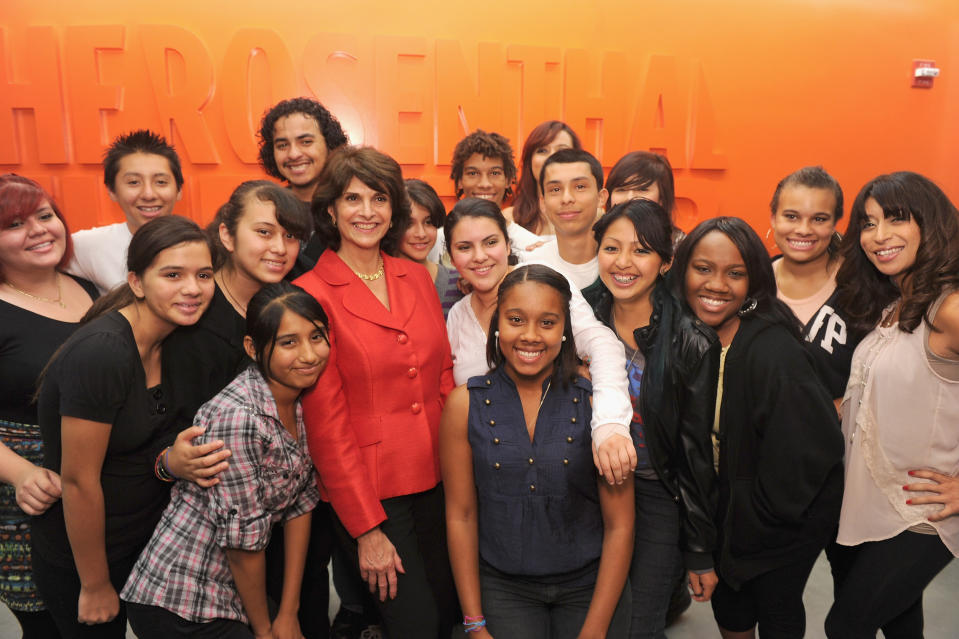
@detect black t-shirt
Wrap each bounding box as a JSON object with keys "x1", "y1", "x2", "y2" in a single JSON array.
[
  {"x1": 287, "y1": 198, "x2": 328, "y2": 281},
  {"x1": 162, "y1": 284, "x2": 249, "y2": 432},
  {"x1": 33, "y1": 311, "x2": 176, "y2": 567},
  {"x1": 0, "y1": 274, "x2": 98, "y2": 424},
  {"x1": 801, "y1": 288, "x2": 860, "y2": 400}
]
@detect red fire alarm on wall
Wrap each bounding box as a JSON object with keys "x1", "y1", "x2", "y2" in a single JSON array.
[{"x1": 912, "y1": 59, "x2": 940, "y2": 88}]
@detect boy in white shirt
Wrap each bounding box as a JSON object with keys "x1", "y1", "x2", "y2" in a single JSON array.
[
  {"x1": 525, "y1": 148, "x2": 608, "y2": 291},
  {"x1": 66, "y1": 130, "x2": 183, "y2": 293}
]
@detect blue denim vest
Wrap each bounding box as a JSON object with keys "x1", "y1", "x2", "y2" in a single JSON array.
[{"x1": 467, "y1": 367, "x2": 601, "y2": 578}]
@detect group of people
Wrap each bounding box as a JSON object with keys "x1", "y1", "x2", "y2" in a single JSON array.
[{"x1": 0, "y1": 95, "x2": 956, "y2": 639}]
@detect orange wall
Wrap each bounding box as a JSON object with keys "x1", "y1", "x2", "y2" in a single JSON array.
[{"x1": 3, "y1": 0, "x2": 957, "y2": 246}]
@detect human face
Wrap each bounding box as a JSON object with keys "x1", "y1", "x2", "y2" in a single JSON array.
[
  {"x1": 541, "y1": 161, "x2": 608, "y2": 238},
  {"x1": 109, "y1": 152, "x2": 182, "y2": 232},
  {"x1": 609, "y1": 176, "x2": 661, "y2": 208},
  {"x1": 529, "y1": 130, "x2": 575, "y2": 186},
  {"x1": 497, "y1": 281, "x2": 566, "y2": 381},
  {"x1": 272, "y1": 113, "x2": 328, "y2": 200},
  {"x1": 328, "y1": 177, "x2": 392, "y2": 253},
  {"x1": 400, "y1": 203, "x2": 438, "y2": 263},
  {"x1": 448, "y1": 217, "x2": 510, "y2": 294},
  {"x1": 260, "y1": 310, "x2": 330, "y2": 396},
  {"x1": 0, "y1": 200, "x2": 66, "y2": 276},
  {"x1": 771, "y1": 185, "x2": 837, "y2": 264},
  {"x1": 684, "y1": 231, "x2": 748, "y2": 346},
  {"x1": 129, "y1": 241, "x2": 214, "y2": 327},
  {"x1": 598, "y1": 217, "x2": 666, "y2": 306},
  {"x1": 860, "y1": 197, "x2": 922, "y2": 287},
  {"x1": 457, "y1": 154, "x2": 508, "y2": 206},
  {"x1": 219, "y1": 197, "x2": 299, "y2": 285}
]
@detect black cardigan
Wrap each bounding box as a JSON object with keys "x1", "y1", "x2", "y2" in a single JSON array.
[{"x1": 715, "y1": 315, "x2": 844, "y2": 589}]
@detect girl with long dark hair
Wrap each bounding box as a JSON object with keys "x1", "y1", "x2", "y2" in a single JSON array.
[
  {"x1": 32, "y1": 216, "x2": 215, "y2": 638},
  {"x1": 826, "y1": 172, "x2": 959, "y2": 638}
]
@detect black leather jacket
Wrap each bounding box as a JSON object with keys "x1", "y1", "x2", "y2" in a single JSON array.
[{"x1": 591, "y1": 281, "x2": 720, "y2": 571}]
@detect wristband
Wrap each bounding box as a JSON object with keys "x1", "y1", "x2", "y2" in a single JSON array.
[
  {"x1": 155, "y1": 447, "x2": 175, "y2": 483},
  {"x1": 463, "y1": 615, "x2": 486, "y2": 633}
]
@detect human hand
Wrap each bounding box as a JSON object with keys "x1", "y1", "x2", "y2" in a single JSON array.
[
  {"x1": 166, "y1": 426, "x2": 231, "y2": 487},
  {"x1": 592, "y1": 433, "x2": 637, "y2": 485},
  {"x1": 688, "y1": 569, "x2": 718, "y2": 602},
  {"x1": 904, "y1": 469, "x2": 959, "y2": 521},
  {"x1": 270, "y1": 610, "x2": 305, "y2": 639},
  {"x1": 456, "y1": 277, "x2": 473, "y2": 296},
  {"x1": 357, "y1": 526, "x2": 405, "y2": 601},
  {"x1": 77, "y1": 582, "x2": 119, "y2": 625},
  {"x1": 14, "y1": 465, "x2": 61, "y2": 515}
]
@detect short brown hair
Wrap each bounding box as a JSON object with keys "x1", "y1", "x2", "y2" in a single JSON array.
[{"x1": 312, "y1": 146, "x2": 411, "y2": 256}]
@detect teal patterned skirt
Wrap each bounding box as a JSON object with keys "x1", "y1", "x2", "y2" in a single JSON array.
[{"x1": 0, "y1": 419, "x2": 48, "y2": 612}]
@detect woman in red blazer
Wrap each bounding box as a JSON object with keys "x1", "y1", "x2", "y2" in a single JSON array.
[{"x1": 295, "y1": 146, "x2": 457, "y2": 638}]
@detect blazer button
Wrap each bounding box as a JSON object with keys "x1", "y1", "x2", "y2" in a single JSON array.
[
  {"x1": 563, "y1": 458, "x2": 569, "y2": 465},
  {"x1": 493, "y1": 437, "x2": 500, "y2": 444},
  {"x1": 489, "y1": 420, "x2": 496, "y2": 426},
  {"x1": 567, "y1": 436, "x2": 574, "y2": 443},
  {"x1": 494, "y1": 462, "x2": 501, "y2": 470},
  {"x1": 484, "y1": 399, "x2": 491, "y2": 405},
  {"x1": 407, "y1": 367, "x2": 418, "y2": 378},
  {"x1": 397, "y1": 333, "x2": 409, "y2": 344},
  {"x1": 485, "y1": 378, "x2": 491, "y2": 385},
  {"x1": 572, "y1": 397, "x2": 579, "y2": 404},
  {"x1": 411, "y1": 402, "x2": 422, "y2": 414},
  {"x1": 570, "y1": 417, "x2": 577, "y2": 424},
  {"x1": 528, "y1": 457, "x2": 534, "y2": 465},
  {"x1": 529, "y1": 484, "x2": 536, "y2": 492}
]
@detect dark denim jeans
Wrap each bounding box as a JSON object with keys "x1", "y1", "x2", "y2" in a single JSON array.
[
  {"x1": 479, "y1": 561, "x2": 630, "y2": 638},
  {"x1": 629, "y1": 476, "x2": 684, "y2": 639}
]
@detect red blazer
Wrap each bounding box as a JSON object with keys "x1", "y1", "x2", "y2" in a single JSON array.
[{"x1": 296, "y1": 250, "x2": 455, "y2": 538}]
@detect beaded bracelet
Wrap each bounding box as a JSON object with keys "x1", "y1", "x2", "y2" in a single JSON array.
[
  {"x1": 463, "y1": 615, "x2": 486, "y2": 633},
  {"x1": 154, "y1": 447, "x2": 175, "y2": 483}
]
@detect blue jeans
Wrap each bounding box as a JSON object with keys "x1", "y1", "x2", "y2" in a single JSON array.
[
  {"x1": 629, "y1": 477, "x2": 683, "y2": 639},
  {"x1": 480, "y1": 562, "x2": 630, "y2": 638}
]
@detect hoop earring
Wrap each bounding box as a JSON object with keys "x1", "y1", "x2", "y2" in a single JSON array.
[{"x1": 738, "y1": 297, "x2": 758, "y2": 317}]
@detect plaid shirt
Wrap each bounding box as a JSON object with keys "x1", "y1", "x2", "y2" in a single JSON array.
[{"x1": 120, "y1": 365, "x2": 320, "y2": 623}]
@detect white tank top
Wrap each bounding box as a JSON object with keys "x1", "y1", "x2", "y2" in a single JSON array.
[{"x1": 838, "y1": 292, "x2": 959, "y2": 556}]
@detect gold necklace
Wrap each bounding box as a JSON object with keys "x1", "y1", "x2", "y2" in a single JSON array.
[
  {"x1": 5, "y1": 273, "x2": 65, "y2": 308},
  {"x1": 353, "y1": 256, "x2": 384, "y2": 281}
]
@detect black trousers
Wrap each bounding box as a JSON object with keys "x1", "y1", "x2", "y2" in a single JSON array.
[
  {"x1": 265, "y1": 500, "x2": 335, "y2": 639},
  {"x1": 332, "y1": 484, "x2": 459, "y2": 638},
  {"x1": 825, "y1": 531, "x2": 954, "y2": 639},
  {"x1": 711, "y1": 551, "x2": 819, "y2": 639},
  {"x1": 127, "y1": 602, "x2": 253, "y2": 638},
  {"x1": 31, "y1": 550, "x2": 137, "y2": 639}
]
